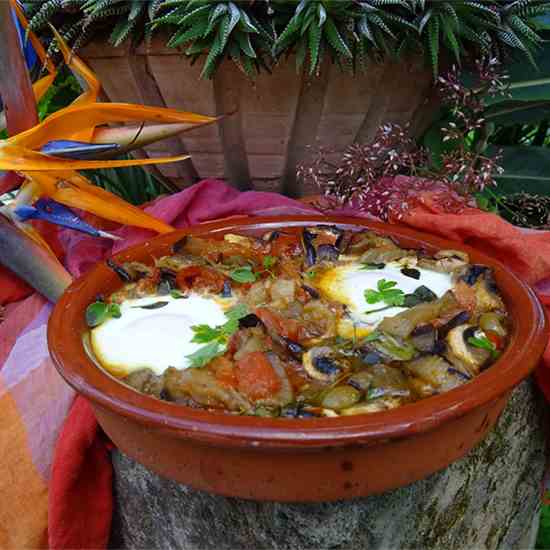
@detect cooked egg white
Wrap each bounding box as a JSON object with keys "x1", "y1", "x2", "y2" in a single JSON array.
[
  {"x1": 317, "y1": 261, "x2": 453, "y2": 338},
  {"x1": 90, "y1": 294, "x2": 234, "y2": 376}
]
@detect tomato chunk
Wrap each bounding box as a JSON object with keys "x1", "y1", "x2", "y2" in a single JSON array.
[
  {"x1": 255, "y1": 307, "x2": 300, "y2": 341},
  {"x1": 236, "y1": 352, "x2": 281, "y2": 401},
  {"x1": 485, "y1": 331, "x2": 503, "y2": 350},
  {"x1": 176, "y1": 265, "x2": 225, "y2": 293},
  {"x1": 209, "y1": 356, "x2": 237, "y2": 388}
]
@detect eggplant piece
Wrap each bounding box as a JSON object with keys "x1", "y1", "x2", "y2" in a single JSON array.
[
  {"x1": 281, "y1": 403, "x2": 320, "y2": 418},
  {"x1": 157, "y1": 268, "x2": 177, "y2": 294},
  {"x1": 172, "y1": 235, "x2": 188, "y2": 254},
  {"x1": 401, "y1": 268, "x2": 421, "y2": 280},
  {"x1": 405, "y1": 355, "x2": 466, "y2": 392},
  {"x1": 364, "y1": 332, "x2": 416, "y2": 361},
  {"x1": 360, "y1": 247, "x2": 412, "y2": 264},
  {"x1": 321, "y1": 386, "x2": 361, "y2": 410},
  {"x1": 302, "y1": 285, "x2": 320, "y2": 299},
  {"x1": 461, "y1": 265, "x2": 488, "y2": 286},
  {"x1": 124, "y1": 369, "x2": 164, "y2": 398},
  {"x1": 361, "y1": 350, "x2": 384, "y2": 365},
  {"x1": 438, "y1": 311, "x2": 471, "y2": 338},
  {"x1": 410, "y1": 324, "x2": 437, "y2": 353},
  {"x1": 239, "y1": 313, "x2": 263, "y2": 328},
  {"x1": 317, "y1": 244, "x2": 340, "y2": 262},
  {"x1": 302, "y1": 229, "x2": 317, "y2": 267},
  {"x1": 106, "y1": 259, "x2": 133, "y2": 282},
  {"x1": 164, "y1": 367, "x2": 252, "y2": 412},
  {"x1": 403, "y1": 285, "x2": 438, "y2": 307}
]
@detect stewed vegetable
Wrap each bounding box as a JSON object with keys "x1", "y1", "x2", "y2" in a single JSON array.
[{"x1": 86, "y1": 226, "x2": 509, "y2": 418}]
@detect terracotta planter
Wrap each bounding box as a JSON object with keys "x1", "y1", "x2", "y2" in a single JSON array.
[
  {"x1": 48, "y1": 216, "x2": 548, "y2": 502},
  {"x1": 81, "y1": 37, "x2": 437, "y2": 195}
]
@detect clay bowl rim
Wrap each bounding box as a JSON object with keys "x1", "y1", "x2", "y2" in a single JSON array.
[{"x1": 48, "y1": 215, "x2": 548, "y2": 450}]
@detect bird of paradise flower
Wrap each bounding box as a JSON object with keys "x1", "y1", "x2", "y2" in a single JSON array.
[{"x1": 0, "y1": 5, "x2": 221, "y2": 300}]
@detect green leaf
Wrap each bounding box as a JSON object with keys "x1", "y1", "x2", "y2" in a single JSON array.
[
  {"x1": 108, "y1": 303, "x2": 122, "y2": 318},
  {"x1": 467, "y1": 335, "x2": 495, "y2": 352},
  {"x1": 86, "y1": 302, "x2": 110, "y2": 328},
  {"x1": 492, "y1": 145, "x2": 550, "y2": 196},
  {"x1": 170, "y1": 290, "x2": 187, "y2": 299},
  {"x1": 221, "y1": 318, "x2": 239, "y2": 335},
  {"x1": 190, "y1": 324, "x2": 221, "y2": 344},
  {"x1": 186, "y1": 341, "x2": 225, "y2": 368},
  {"x1": 230, "y1": 266, "x2": 257, "y2": 283},
  {"x1": 323, "y1": 17, "x2": 352, "y2": 59},
  {"x1": 225, "y1": 303, "x2": 250, "y2": 321}
]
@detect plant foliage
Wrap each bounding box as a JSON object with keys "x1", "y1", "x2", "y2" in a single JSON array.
[{"x1": 23, "y1": 0, "x2": 550, "y2": 79}]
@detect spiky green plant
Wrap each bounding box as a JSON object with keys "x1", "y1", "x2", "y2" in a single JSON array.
[
  {"x1": 24, "y1": 0, "x2": 550, "y2": 79},
  {"x1": 151, "y1": 1, "x2": 276, "y2": 78}
]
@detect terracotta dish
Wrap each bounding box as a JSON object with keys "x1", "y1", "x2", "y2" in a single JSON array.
[{"x1": 48, "y1": 216, "x2": 548, "y2": 502}]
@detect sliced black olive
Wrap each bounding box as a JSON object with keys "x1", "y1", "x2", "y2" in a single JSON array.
[
  {"x1": 361, "y1": 350, "x2": 384, "y2": 365},
  {"x1": 401, "y1": 267, "x2": 421, "y2": 280},
  {"x1": 302, "y1": 229, "x2": 317, "y2": 267},
  {"x1": 317, "y1": 244, "x2": 340, "y2": 262},
  {"x1": 312, "y1": 356, "x2": 341, "y2": 376},
  {"x1": 159, "y1": 388, "x2": 172, "y2": 401},
  {"x1": 447, "y1": 367, "x2": 472, "y2": 381},
  {"x1": 172, "y1": 236, "x2": 188, "y2": 254},
  {"x1": 106, "y1": 259, "x2": 132, "y2": 282},
  {"x1": 461, "y1": 265, "x2": 488, "y2": 286},
  {"x1": 438, "y1": 311, "x2": 471, "y2": 338},
  {"x1": 283, "y1": 337, "x2": 304, "y2": 358},
  {"x1": 238, "y1": 313, "x2": 263, "y2": 328},
  {"x1": 364, "y1": 262, "x2": 386, "y2": 270},
  {"x1": 302, "y1": 285, "x2": 320, "y2": 299},
  {"x1": 221, "y1": 279, "x2": 232, "y2": 298},
  {"x1": 411, "y1": 324, "x2": 437, "y2": 352}
]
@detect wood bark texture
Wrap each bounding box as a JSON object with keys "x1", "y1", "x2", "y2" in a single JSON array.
[{"x1": 109, "y1": 379, "x2": 546, "y2": 550}]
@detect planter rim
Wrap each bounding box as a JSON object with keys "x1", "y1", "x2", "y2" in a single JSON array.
[{"x1": 48, "y1": 215, "x2": 548, "y2": 450}]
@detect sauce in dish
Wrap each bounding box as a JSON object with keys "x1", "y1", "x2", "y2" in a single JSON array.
[{"x1": 86, "y1": 226, "x2": 509, "y2": 418}]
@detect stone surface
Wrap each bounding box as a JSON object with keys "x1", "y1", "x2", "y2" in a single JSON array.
[{"x1": 110, "y1": 379, "x2": 547, "y2": 550}]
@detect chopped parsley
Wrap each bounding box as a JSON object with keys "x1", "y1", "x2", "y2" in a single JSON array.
[
  {"x1": 186, "y1": 304, "x2": 250, "y2": 368},
  {"x1": 85, "y1": 301, "x2": 121, "y2": 328},
  {"x1": 364, "y1": 279, "x2": 405, "y2": 313}
]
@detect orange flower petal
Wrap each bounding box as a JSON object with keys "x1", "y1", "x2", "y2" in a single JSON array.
[
  {"x1": 0, "y1": 143, "x2": 190, "y2": 171},
  {"x1": 10, "y1": 103, "x2": 217, "y2": 150}
]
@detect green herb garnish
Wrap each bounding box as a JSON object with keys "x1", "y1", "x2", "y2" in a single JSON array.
[
  {"x1": 85, "y1": 301, "x2": 121, "y2": 328},
  {"x1": 468, "y1": 335, "x2": 500, "y2": 359},
  {"x1": 185, "y1": 341, "x2": 226, "y2": 369},
  {"x1": 229, "y1": 265, "x2": 257, "y2": 283},
  {"x1": 304, "y1": 269, "x2": 317, "y2": 279},
  {"x1": 186, "y1": 304, "x2": 250, "y2": 367},
  {"x1": 170, "y1": 289, "x2": 187, "y2": 299},
  {"x1": 364, "y1": 279, "x2": 405, "y2": 312}
]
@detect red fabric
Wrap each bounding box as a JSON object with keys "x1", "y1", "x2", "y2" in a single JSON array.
[
  {"x1": 48, "y1": 397, "x2": 112, "y2": 550},
  {"x1": 2, "y1": 178, "x2": 548, "y2": 549}
]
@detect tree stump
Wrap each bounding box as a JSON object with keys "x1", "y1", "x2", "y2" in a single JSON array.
[{"x1": 109, "y1": 379, "x2": 547, "y2": 550}]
